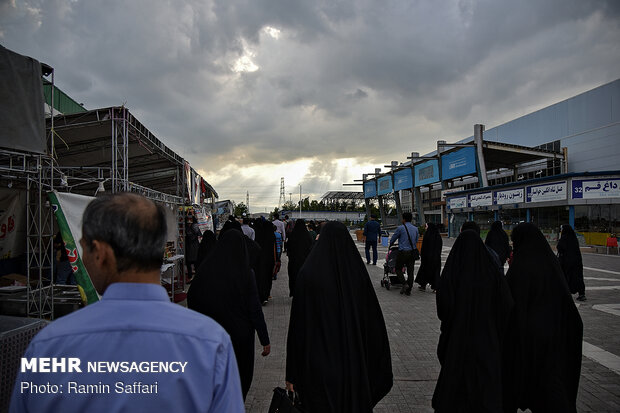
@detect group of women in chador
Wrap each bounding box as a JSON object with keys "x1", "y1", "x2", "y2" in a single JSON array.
[{"x1": 432, "y1": 221, "x2": 583, "y2": 413}]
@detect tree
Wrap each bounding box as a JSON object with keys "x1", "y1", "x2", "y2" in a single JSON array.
[
  {"x1": 234, "y1": 202, "x2": 248, "y2": 217},
  {"x1": 281, "y1": 201, "x2": 297, "y2": 211}
]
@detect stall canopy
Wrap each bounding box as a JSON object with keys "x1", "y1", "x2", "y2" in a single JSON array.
[
  {"x1": 0, "y1": 45, "x2": 46, "y2": 154},
  {"x1": 49, "y1": 107, "x2": 218, "y2": 199}
]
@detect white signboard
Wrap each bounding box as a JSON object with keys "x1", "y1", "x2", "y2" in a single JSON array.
[
  {"x1": 469, "y1": 192, "x2": 493, "y2": 207},
  {"x1": 448, "y1": 196, "x2": 467, "y2": 209},
  {"x1": 572, "y1": 179, "x2": 620, "y2": 199},
  {"x1": 526, "y1": 181, "x2": 567, "y2": 203},
  {"x1": 495, "y1": 188, "x2": 524, "y2": 205}
]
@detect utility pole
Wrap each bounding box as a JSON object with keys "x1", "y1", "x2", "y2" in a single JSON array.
[
  {"x1": 246, "y1": 191, "x2": 250, "y2": 214},
  {"x1": 279, "y1": 177, "x2": 285, "y2": 209},
  {"x1": 299, "y1": 184, "x2": 302, "y2": 215}
]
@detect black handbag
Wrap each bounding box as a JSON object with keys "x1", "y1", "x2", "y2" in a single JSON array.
[
  {"x1": 403, "y1": 224, "x2": 420, "y2": 260},
  {"x1": 268, "y1": 387, "x2": 302, "y2": 413}
]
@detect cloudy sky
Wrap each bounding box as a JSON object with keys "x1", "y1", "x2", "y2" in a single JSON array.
[{"x1": 1, "y1": 0, "x2": 619, "y2": 211}]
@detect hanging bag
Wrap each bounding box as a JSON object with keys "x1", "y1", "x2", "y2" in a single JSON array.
[
  {"x1": 403, "y1": 224, "x2": 420, "y2": 260},
  {"x1": 268, "y1": 387, "x2": 302, "y2": 413}
]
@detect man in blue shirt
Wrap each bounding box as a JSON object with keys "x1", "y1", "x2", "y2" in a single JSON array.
[
  {"x1": 389, "y1": 212, "x2": 420, "y2": 296},
  {"x1": 10, "y1": 193, "x2": 244, "y2": 413},
  {"x1": 363, "y1": 214, "x2": 382, "y2": 265}
]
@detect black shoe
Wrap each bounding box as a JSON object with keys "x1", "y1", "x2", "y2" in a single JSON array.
[
  {"x1": 576, "y1": 294, "x2": 587, "y2": 302},
  {"x1": 400, "y1": 285, "x2": 407, "y2": 294},
  {"x1": 367, "y1": 261, "x2": 371, "y2": 265},
  {"x1": 405, "y1": 288, "x2": 411, "y2": 296},
  {"x1": 372, "y1": 262, "x2": 377, "y2": 265}
]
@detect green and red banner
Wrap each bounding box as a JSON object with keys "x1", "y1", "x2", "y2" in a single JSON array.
[{"x1": 48, "y1": 191, "x2": 99, "y2": 305}]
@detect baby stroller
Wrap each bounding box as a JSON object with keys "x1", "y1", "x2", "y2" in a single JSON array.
[{"x1": 381, "y1": 246, "x2": 406, "y2": 290}]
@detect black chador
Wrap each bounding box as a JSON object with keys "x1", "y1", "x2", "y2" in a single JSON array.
[
  {"x1": 432, "y1": 230, "x2": 514, "y2": 412},
  {"x1": 286, "y1": 221, "x2": 393, "y2": 413},
  {"x1": 286, "y1": 219, "x2": 312, "y2": 297},
  {"x1": 187, "y1": 229, "x2": 269, "y2": 400},
  {"x1": 502, "y1": 223, "x2": 582, "y2": 413},
  {"x1": 415, "y1": 222, "x2": 443, "y2": 290}
]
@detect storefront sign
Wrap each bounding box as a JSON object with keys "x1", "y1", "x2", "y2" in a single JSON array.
[
  {"x1": 447, "y1": 196, "x2": 467, "y2": 210},
  {"x1": 414, "y1": 160, "x2": 440, "y2": 187},
  {"x1": 364, "y1": 180, "x2": 377, "y2": 198},
  {"x1": 572, "y1": 178, "x2": 620, "y2": 199},
  {"x1": 394, "y1": 169, "x2": 413, "y2": 191},
  {"x1": 526, "y1": 181, "x2": 567, "y2": 203},
  {"x1": 495, "y1": 188, "x2": 524, "y2": 205},
  {"x1": 441, "y1": 147, "x2": 477, "y2": 180},
  {"x1": 469, "y1": 192, "x2": 493, "y2": 207},
  {"x1": 377, "y1": 175, "x2": 393, "y2": 195}
]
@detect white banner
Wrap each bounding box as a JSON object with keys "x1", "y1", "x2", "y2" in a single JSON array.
[
  {"x1": 527, "y1": 181, "x2": 567, "y2": 203},
  {"x1": 469, "y1": 192, "x2": 493, "y2": 207},
  {"x1": 54, "y1": 192, "x2": 96, "y2": 258},
  {"x1": 495, "y1": 188, "x2": 524, "y2": 205},
  {"x1": 448, "y1": 196, "x2": 467, "y2": 209}
]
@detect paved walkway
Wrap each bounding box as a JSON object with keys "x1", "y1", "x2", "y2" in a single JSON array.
[{"x1": 244, "y1": 234, "x2": 620, "y2": 412}]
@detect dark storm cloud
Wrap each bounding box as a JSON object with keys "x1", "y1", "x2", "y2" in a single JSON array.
[{"x1": 1, "y1": 0, "x2": 618, "y2": 207}]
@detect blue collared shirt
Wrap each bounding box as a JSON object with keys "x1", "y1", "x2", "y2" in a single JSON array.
[
  {"x1": 389, "y1": 222, "x2": 419, "y2": 251},
  {"x1": 10, "y1": 283, "x2": 244, "y2": 413}
]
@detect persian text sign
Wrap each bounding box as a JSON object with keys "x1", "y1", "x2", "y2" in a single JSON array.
[
  {"x1": 572, "y1": 179, "x2": 620, "y2": 199},
  {"x1": 495, "y1": 188, "x2": 525, "y2": 205},
  {"x1": 377, "y1": 175, "x2": 393, "y2": 195},
  {"x1": 526, "y1": 181, "x2": 567, "y2": 203},
  {"x1": 394, "y1": 169, "x2": 413, "y2": 191},
  {"x1": 447, "y1": 196, "x2": 467, "y2": 210},
  {"x1": 364, "y1": 180, "x2": 377, "y2": 198},
  {"x1": 469, "y1": 192, "x2": 493, "y2": 207}
]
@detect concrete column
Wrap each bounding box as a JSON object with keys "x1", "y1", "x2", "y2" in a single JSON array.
[
  {"x1": 569, "y1": 205, "x2": 575, "y2": 228},
  {"x1": 364, "y1": 198, "x2": 371, "y2": 219},
  {"x1": 394, "y1": 190, "x2": 403, "y2": 222},
  {"x1": 474, "y1": 124, "x2": 488, "y2": 187},
  {"x1": 414, "y1": 187, "x2": 425, "y2": 226},
  {"x1": 494, "y1": 210, "x2": 499, "y2": 221},
  {"x1": 378, "y1": 196, "x2": 387, "y2": 224},
  {"x1": 526, "y1": 208, "x2": 531, "y2": 222}
]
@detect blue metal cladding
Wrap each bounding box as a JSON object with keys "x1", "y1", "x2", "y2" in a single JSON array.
[
  {"x1": 394, "y1": 169, "x2": 414, "y2": 191},
  {"x1": 414, "y1": 159, "x2": 440, "y2": 187},
  {"x1": 364, "y1": 180, "x2": 377, "y2": 198},
  {"x1": 441, "y1": 147, "x2": 477, "y2": 180},
  {"x1": 377, "y1": 175, "x2": 393, "y2": 195}
]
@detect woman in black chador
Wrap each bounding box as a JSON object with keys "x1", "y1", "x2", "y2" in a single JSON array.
[
  {"x1": 195, "y1": 229, "x2": 216, "y2": 268},
  {"x1": 485, "y1": 221, "x2": 511, "y2": 274},
  {"x1": 415, "y1": 222, "x2": 443, "y2": 291},
  {"x1": 255, "y1": 219, "x2": 276, "y2": 305},
  {"x1": 187, "y1": 229, "x2": 270, "y2": 400},
  {"x1": 502, "y1": 223, "x2": 583, "y2": 413},
  {"x1": 557, "y1": 224, "x2": 586, "y2": 301},
  {"x1": 286, "y1": 219, "x2": 312, "y2": 297},
  {"x1": 432, "y1": 230, "x2": 513, "y2": 413},
  {"x1": 285, "y1": 221, "x2": 393, "y2": 413}
]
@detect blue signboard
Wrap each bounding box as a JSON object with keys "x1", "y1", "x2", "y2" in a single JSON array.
[
  {"x1": 394, "y1": 169, "x2": 413, "y2": 191},
  {"x1": 377, "y1": 175, "x2": 393, "y2": 195},
  {"x1": 441, "y1": 147, "x2": 477, "y2": 180},
  {"x1": 414, "y1": 160, "x2": 440, "y2": 187},
  {"x1": 363, "y1": 180, "x2": 377, "y2": 198}
]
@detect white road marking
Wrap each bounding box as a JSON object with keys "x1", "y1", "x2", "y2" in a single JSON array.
[
  {"x1": 584, "y1": 267, "x2": 620, "y2": 276},
  {"x1": 582, "y1": 341, "x2": 620, "y2": 376},
  {"x1": 585, "y1": 277, "x2": 620, "y2": 282},
  {"x1": 592, "y1": 304, "x2": 620, "y2": 317},
  {"x1": 585, "y1": 286, "x2": 620, "y2": 291}
]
